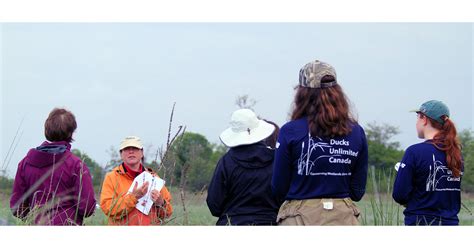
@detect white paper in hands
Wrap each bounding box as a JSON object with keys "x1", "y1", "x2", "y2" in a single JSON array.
[{"x1": 128, "y1": 171, "x2": 165, "y2": 215}]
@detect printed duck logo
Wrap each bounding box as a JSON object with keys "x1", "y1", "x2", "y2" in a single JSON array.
[
  {"x1": 297, "y1": 134, "x2": 336, "y2": 176},
  {"x1": 426, "y1": 154, "x2": 451, "y2": 191}
]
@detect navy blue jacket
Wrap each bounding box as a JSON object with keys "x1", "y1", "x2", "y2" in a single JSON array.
[
  {"x1": 393, "y1": 141, "x2": 463, "y2": 225},
  {"x1": 206, "y1": 142, "x2": 280, "y2": 225},
  {"x1": 272, "y1": 118, "x2": 368, "y2": 202}
]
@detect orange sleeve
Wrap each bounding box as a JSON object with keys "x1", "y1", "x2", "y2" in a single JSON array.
[
  {"x1": 156, "y1": 185, "x2": 173, "y2": 220},
  {"x1": 100, "y1": 173, "x2": 137, "y2": 220}
]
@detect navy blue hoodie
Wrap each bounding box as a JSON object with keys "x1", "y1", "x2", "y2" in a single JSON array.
[
  {"x1": 393, "y1": 141, "x2": 463, "y2": 225},
  {"x1": 206, "y1": 142, "x2": 280, "y2": 225}
]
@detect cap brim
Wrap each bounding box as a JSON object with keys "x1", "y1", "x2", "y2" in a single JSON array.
[
  {"x1": 409, "y1": 109, "x2": 420, "y2": 113},
  {"x1": 119, "y1": 144, "x2": 144, "y2": 150},
  {"x1": 219, "y1": 120, "x2": 275, "y2": 148}
]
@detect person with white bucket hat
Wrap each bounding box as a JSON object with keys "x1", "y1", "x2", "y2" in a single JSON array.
[
  {"x1": 272, "y1": 60, "x2": 368, "y2": 225},
  {"x1": 206, "y1": 109, "x2": 281, "y2": 225}
]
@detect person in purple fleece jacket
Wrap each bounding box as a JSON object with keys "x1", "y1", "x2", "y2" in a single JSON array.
[{"x1": 10, "y1": 108, "x2": 96, "y2": 225}]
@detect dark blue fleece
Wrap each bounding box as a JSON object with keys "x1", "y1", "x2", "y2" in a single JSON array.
[
  {"x1": 393, "y1": 141, "x2": 463, "y2": 225},
  {"x1": 272, "y1": 118, "x2": 368, "y2": 203}
]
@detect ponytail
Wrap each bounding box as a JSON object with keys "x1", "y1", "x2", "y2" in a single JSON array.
[{"x1": 430, "y1": 117, "x2": 462, "y2": 177}]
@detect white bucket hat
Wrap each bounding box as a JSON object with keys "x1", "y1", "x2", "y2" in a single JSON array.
[{"x1": 219, "y1": 109, "x2": 275, "y2": 148}]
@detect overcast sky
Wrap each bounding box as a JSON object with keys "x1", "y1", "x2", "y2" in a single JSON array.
[{"x1": 1, "y1": 23, "x2": 473, "y2": 178}]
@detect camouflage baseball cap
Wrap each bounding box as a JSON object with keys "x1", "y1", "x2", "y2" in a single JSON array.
[{"x1": 299, "y1": 60, "x2": 337, "y2": 88}]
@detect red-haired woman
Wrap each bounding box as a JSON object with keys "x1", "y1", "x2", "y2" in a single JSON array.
[
  {"x1": 272, "y1": 60, "x2": 368, "y2": 225},
  {"x1": 393, "y1": 100, "x2": 463, "y2": 225}
]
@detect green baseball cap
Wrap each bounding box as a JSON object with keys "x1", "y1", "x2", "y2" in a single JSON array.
[{"x1": 411, "y1": 100, "x2": 450, "y2": 124}]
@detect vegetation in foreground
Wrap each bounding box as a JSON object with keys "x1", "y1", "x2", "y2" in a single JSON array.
[{"x1": 1, "y1": 189, "x2": 473, "y2": 226}]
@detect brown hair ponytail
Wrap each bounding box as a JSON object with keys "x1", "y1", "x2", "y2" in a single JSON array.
[{"x1": 429, "y1": 117, "x2": 462, "y2": 177}]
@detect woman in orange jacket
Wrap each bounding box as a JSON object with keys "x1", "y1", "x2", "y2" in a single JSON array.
[{"x1": 100, "y1": 136, "x2": 173, "y2": 225}]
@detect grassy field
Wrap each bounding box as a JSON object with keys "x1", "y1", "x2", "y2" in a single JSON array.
[
  {"x1": 81, "y1": 188, "x2": 218, "y2": 225},
  {"x1": 2, "y1": 189, "x2": 473, "y2": 226},
  {"x1": 359, "y1": 192, "x2": 474, "y2": 225}
]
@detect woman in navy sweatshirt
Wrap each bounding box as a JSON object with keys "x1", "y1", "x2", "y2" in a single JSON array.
[
  {"x1": 393, "y1": 100, "x2": 463, "y2": 225},
  {"x1": 271, "y1": 60, "x2": 368, "y2": 225}
]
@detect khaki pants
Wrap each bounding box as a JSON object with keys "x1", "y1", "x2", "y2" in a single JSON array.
[{"x1": 277, "y1": 198, "x2": 361, "y2": 226}]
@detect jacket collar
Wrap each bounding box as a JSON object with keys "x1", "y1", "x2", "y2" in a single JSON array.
[{"x1": 115, "y1": 163, "x2": 156, "y2": 178}]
